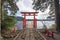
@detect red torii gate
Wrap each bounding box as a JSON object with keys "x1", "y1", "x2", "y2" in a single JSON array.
[{"x1": 21, "y1": 12, "x2": 38, "y2": 28}]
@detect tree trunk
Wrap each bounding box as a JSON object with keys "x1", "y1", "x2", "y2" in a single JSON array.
[{"x1": 54, "y1": 0, "x2": 60, "y2": 32}]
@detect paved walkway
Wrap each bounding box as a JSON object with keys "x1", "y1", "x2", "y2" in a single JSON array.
[
  {"x1": 2, "y1": 29, "x2": 60, "y2": 40},
  {"x1": 15, "y1": 28, "x2": 46, "y2": 40}
]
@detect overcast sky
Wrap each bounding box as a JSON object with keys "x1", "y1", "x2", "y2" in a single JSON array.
[
  {"x1": 14, "y1": 0, "x2": 55, "y2": 29},
  {"x1": 15, "y1": 0, "x2": 50, "y2": 19}
]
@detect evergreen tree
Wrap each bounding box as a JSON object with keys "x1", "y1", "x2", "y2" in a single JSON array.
[{"x1": 1, "y1": 0, "x2": 19, "y2": 32}]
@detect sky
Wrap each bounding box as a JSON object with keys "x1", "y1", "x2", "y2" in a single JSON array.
[
  {"x1": 14, "y1": 0, "x2": 55, "y2": 29},
  {"x1": 15, "y1": 0, "x2": 50, "y2": 19}
]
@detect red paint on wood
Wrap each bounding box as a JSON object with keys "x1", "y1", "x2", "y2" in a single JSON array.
[
  {"x1": 13, "y1": 28, "x2": 16, "y2": 33},
  {"x1": 21, "y1": 12, "x2": 38, "y2": 28}
]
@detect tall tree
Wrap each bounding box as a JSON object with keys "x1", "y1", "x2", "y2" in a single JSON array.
[
  {"x1": 1, "y1": 0, "x2": 19, "y2": 31},
  {"x1": 54, "y1": 0, "x2": 60, "y2": 32}
]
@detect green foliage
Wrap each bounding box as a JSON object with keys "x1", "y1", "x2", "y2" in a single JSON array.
[
  {"x1": 50, "y1": 24, "x2": 56, "y2": 29},
  {"x1": 1, "y1": 10, "x2": 16, "y2": 30},
  {"x1": 1, "y1": 0, "x2": 19, "y2": 35},
  {"x1": 32, "y1": 0, "x2": 51, "y2": 12},
  {"x1": 32, "y1": 0, "x2": 45, "y2": 11},
  {"x1": 1, "y1": 0, "x2": 19, "y2": 30},
  {"x1": 2, "y1": 16, "x2": 16, "y2": 30},
  {"x1": 2, "y1": 0, "x2": 19, "y2": 13}
]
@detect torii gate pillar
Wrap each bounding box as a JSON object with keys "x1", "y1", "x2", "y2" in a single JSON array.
[
  {"x1": 21, "y1": 12, "x2": 38, "y2": 28},
  {"x1": 33, "y1": 13, "x2": 37, "y2": 28}
]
